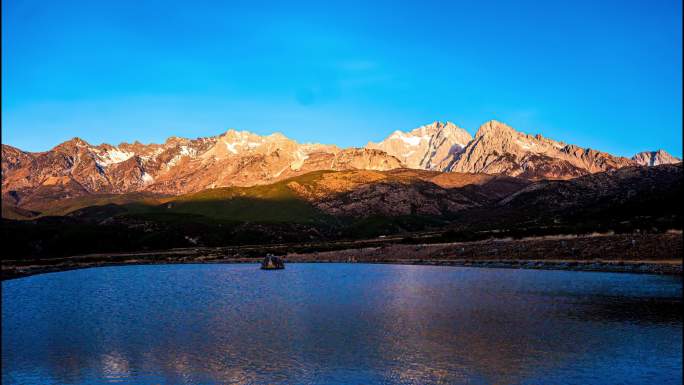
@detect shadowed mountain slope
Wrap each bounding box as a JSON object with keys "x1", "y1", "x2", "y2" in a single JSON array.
[{"x1": 2, "y1": 165, "x2": 680, "y2": 260}]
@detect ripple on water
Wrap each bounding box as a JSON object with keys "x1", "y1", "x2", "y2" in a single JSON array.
[{"x1": 2, "y1": 264, "x2": 682, "y2": 384}]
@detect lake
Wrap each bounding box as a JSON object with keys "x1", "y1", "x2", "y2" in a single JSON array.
[{"x1": 2, "y1": 263, "x2": 682, "y2": 384}]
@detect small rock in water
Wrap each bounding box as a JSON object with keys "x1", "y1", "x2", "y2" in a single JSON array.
[{"x1": 261, "y1": 255, "x2": 285, "y2": 270}]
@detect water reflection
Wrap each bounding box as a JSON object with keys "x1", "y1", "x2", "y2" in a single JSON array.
[
  {"x1": 2, "y1": 264, "x2": 682, "y2": 384},
  {"x1": 100, "y1": 352, "x2": 130, "y2": 382}
]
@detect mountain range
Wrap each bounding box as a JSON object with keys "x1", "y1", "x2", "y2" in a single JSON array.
[
  {"x1": 2, "y1": 120, "x2": 679, "y2": 208},
  {"x1": 2, "y1": 118, "x2": 681, "y2": 258}
]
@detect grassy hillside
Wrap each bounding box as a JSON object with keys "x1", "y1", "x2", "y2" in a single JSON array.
[
  {"x1": 41, "y1": 192, "x2": 166, "y2": 217},
  {"x1": 7, "y1": 171, "x2": 336, "y2": 224},
  {"x1": 161, "y1": 173, "x2": 331, "y2": 223}
]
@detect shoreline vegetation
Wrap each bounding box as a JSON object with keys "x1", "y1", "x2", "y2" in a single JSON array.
[{"x1": 3, "y1": 232, "x2": 681, "y2": 280}]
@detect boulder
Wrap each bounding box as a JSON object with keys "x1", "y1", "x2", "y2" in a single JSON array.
[{"x1": 261, "y1": 255, "x2": 285, "y2": 270}]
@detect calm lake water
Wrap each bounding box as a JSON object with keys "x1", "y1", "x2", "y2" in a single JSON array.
[{"x1": 2, "y1": 263, "x2": 682, "y2": 384}]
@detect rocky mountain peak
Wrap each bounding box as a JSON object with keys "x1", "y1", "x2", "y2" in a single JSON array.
[
  {"x1": 268, "y1": 132, "x2": 288, "y2": 140},
  {"x1": 203, "y1": 129, "x2": 302, "y2": 160},
  {"x1": 415, "y1": 120, "x2": 449, "y2": 133},
  {"x1": 70, "y1": 137, "x2": 89, "y2": 145},
  {"x1": 164, "y1": 136, "x2": 190, "y2": 146},
  {"x1": 221, "y1": 128, "x2": 251, "y2": 139},
  {"x1": 366, "y1": 121, "x2": 472, "y2": 170},
  {"x1": 53, "y1": 137, "x2": 91, "y2": 151},
  {"x1": 632, "y1": 149, "x2": 681, "y2": 167},
  {"x1": 450, "y1": 120, "x2": 634, "y2": 179},
  {"x1": 474, "y1": 120, "x2": 516, "y2": 138}
]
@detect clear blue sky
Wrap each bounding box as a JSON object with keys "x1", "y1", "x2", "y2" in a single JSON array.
[{"x1": 2, "y1": 0, "x2": 682, "y2": 157}]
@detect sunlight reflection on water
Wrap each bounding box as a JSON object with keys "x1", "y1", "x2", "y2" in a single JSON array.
[{"x1": 2, "y1": 263, "x2": 682, "y2": 384}]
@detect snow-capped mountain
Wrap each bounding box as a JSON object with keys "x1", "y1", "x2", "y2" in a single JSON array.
[
  {"x1": 366, "y1": 121, "x2": 472, "y2": 170},
  {"x1": 2, "y1": 120, "x2": 677, "y2": 210},
  {"x1": 447, "y1": 120, "x2": 637, "y2": 179},
  {"x1": 366, "y1": 120, "x2": 641, "y2": 180},
  {"x1": 1, "y1": 130, "x2": 402, "y2": 202},
  {"x1": 632, "y1": 149, "x2": 681, "y2": 167}
]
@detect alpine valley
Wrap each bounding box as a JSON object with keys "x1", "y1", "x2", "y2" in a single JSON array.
[{"x1": 1, "y1": 120, "x2": 682, "y2": 264}]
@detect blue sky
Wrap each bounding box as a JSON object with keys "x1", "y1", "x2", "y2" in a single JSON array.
[{"x1": 2, "y1": 0, "x2": 682, "y2": 157}]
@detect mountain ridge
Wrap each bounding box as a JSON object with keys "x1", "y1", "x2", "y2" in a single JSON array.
[{"x1": 3, "y1": 120, "x2": 680, "y2": 213}]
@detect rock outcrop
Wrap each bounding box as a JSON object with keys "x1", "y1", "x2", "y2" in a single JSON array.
[{"x1": 261, "y1": 254, "x2": 285, "y2": 270}]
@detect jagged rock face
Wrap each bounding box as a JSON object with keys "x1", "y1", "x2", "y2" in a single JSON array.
[
  {"x1": 632, "y1": 150, "x2": 681, "y2": 166},
  {"x1": 1, "y1": 130, "x2": 404, "y2": 203},
  {"x1": 367, "y1": 119, "x2": 642, "y2": 180},
  {"x1": 366, "y1": 121, "x2": 472, "y2": 170},
  {"x1": 448, "y1": 120, "x2": 636, "y2": 179}
]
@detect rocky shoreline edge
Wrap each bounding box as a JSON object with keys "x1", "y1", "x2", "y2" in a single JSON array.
[
  {"x1": 2, "y1": 258, "x2": 681, "y2": 281},
  {"x1": 3, "y1": 232, "x2": 681, "y2": 280}
]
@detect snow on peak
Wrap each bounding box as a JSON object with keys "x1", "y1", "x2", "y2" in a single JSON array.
[
  {"x1": 165, "y1": 145, "x2": 199, "y2": 170},
  {"x1": 225, "y1": 142, "x2": 239, "y2": 154},
  {"x1": 95, "y1": 148, "x2": 134, "y2": 167},
  {"x1": 216, "y1": 130, "x2": 270, "y2": 156},
  {"x1": 389, "y1": 130, "x2": 430, "y2": 146}
]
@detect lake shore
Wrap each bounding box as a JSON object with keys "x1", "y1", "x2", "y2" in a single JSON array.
[{"x1": 3, "y1": 232, "x2": 681, "y2": 280}]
